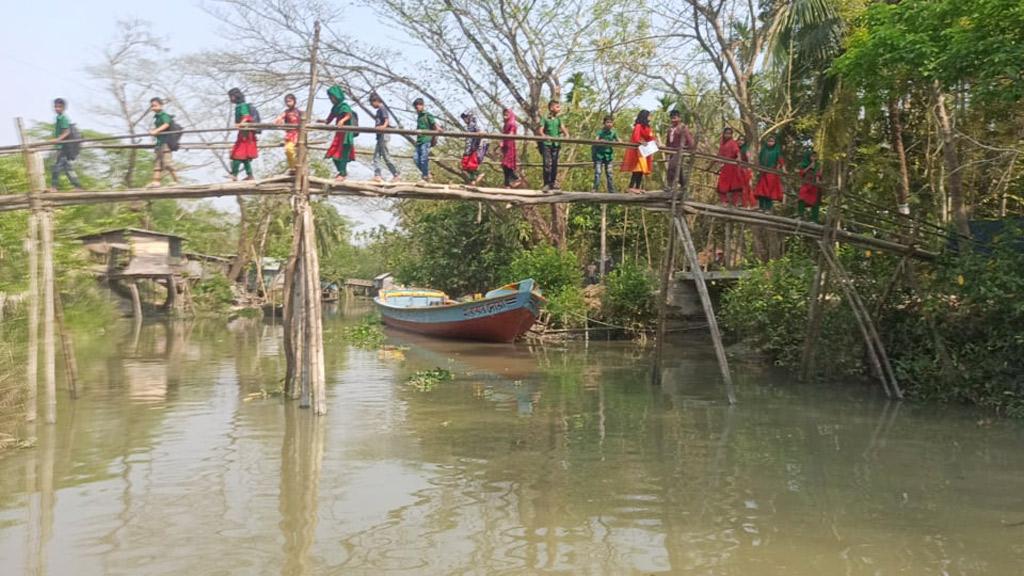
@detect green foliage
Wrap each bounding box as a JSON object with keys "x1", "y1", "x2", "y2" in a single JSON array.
[
  {"x1": 602, "y1": 262, "x2": 655, "y2": 328},
  {"x1": 342, "y1": 316, "x2": 386, "y2": 349},
  {"x1": 545, "y1": 285, "x2": 587, "y2": 329},
  {"x1": 391, "y1": 201, "x2": 522, "y2": 296},
  {"x1": 506, "y1": 245, "x2": 581, "y2": 295},
  {"x1": 835, "y1": 0, "x2": 1024, "y2": 107},
  {"x1": 721, "y1": 249, "x2": 819, "y2": 367},
  {"x1": 884, "y1": 231, "x2": 1024, "y2": 416},
  {"x1": 192, "y1": 276, "x2": 235, "y2": 312},
  {"x1": 407, "y1": 367, "x2": 454, "y2": 392}
]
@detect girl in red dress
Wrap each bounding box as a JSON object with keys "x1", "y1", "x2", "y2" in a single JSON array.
[
  {"x1": 754, "y1": 134, "x2": 785, "y2": 212},
  {"x1": 738, "y1": 136, "x2": 756, "y2": 208},
  {"x1": 621, "y1": 110, "x2": 656, "y2": 193},
  {"x1": 228, "y1": 88, "x2": 258, "y2": 181},
  {"x1": 501, "y1": 108, "x2": 522, "y2": 188},
  {"x1": 798, "y1": 150, "x2": 823, "y2": 222},
  {"x1": 716, "y1": 127, "x2": 744, "y2": 205}
]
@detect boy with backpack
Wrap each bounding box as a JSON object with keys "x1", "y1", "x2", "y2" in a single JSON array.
[
  {"x1": 48, "y1": 98, "x2": 83, "y2": 191},
  {"x1": 413, "y1": 98, "x2": 441, "y2": 182},
  {"x1": 148, "y1": 97, "x2": 180, "y2": 188},
  {"x1": 539, "y1": 100, "x2": 569, "y2": 191},
  {"x1": 369, "y1": 93, "x2": 400, "y2": 182}
]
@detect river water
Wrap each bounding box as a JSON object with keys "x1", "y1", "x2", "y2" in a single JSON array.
[{"x1": 1, "y1": 305, "x2": 1022, "y2": 575}]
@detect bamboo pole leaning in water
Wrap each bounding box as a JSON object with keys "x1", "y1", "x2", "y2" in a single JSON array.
[
  {"x1": 17, "y1": 118, "x2": 40, "y2": 423},
  {"x1": 53, "y1": 291, "x2": 79, "y2": 399},
  {"x1": 673, "y1": 212, "x2": 737, "y2": 405}
]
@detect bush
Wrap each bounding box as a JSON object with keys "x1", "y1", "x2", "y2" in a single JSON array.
[
  {"x1": 885, "y1": 231, "x2": 1024, "y2": 416},
  {"x1": 506, "y1": 245, "x2": 581, "y2": 295},
  {"x1": 545, "y1": 285, "x2": 587, "y2": 329},
  {"x1": 602, "y1": 263, "x2": 656, "y2": 328},
  {"x1": 192, "y1": 276, "x2": 235, "y2": 312},
  {"x1": 721, "y1": 250, "x2": 818, "y2": 366}
]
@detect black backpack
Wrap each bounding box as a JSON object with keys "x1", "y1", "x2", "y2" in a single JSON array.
[
  {"x1": 165, "y1": 118, "x2": 184, "y2": 152},
  {"x1": 249, "y1": 105, "x2": 262, "y2": 134},
  {"x1": 350, "y1": 110, "x2": 359, "y2": 138},
  {"x1": 64, "y1": 124, "x2": 82, "y2": 160}
]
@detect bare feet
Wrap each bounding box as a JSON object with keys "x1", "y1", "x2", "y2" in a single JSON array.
[
  {"x1": 391, "y1": 175, "x2": 402, "y2": 182},
  {"x1": 372, "y1": 176, "x2": 384, "y2": 183},
  {"x1": 244, "y1": 175, "x2": 255, "y2": 181},
  {"x1": 227, "y1": 174, "x2": 238, "y2": 182},
  {"x1": 146, "y1": 181, "x2": 161, "y2": 189},
  {"x1": 335, "y1": 175, "x2": 346, "y2": 182}
]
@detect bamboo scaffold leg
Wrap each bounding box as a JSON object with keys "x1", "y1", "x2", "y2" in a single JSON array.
[
  {"x1": 818, "y1": 242, "x2": 903, "y2": 399},
  {"x1": 17, "y1": 118, "x2": 40, "y2": 423},
  {"x1": 283, "y1": 20, "x2": 327, "y2": 415},
  {"x1": 674, "y1": 214, "x2": 737, "y2": 405}
]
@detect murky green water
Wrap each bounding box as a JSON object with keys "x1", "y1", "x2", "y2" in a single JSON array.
[{"x1": 1, "y1": 304, "x2": 1023, "y2": 575}]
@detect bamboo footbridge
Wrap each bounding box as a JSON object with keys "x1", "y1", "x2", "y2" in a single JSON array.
[{"x1": 5, "y1": 23, "x2": 931, "y2": 422}]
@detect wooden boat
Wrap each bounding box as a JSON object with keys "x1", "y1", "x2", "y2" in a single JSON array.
[{"x1": 374, "y1": 279, "x2": 544, "y2": 343}]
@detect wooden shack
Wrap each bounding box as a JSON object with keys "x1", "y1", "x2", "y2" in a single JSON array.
[
  {"x1": 78, "y1": 228, "x2": 188, "y2": 315},
  {"x1": 343, "y1": 278, "x2": 374, "y2": 299}
]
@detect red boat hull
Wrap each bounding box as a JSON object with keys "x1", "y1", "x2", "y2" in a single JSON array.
[{"x1": 380, "y1": 307, "x2": 537, "y2": 343}]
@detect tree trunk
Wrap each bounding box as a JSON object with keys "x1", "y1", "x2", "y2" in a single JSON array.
[
  {"x1": 227, "y1": 197, "x2": 253, "y2": 281},
  {"x1": 887, "y1": 98, "x2": 911, "y2": 213},
  {"x1": 933, "y1": 85, "x2": 971, "y2": 242}
]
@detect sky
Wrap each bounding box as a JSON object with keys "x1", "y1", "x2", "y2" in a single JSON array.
[{"x1": 0, "y1": 0, "x2": 396, "y2": 232}]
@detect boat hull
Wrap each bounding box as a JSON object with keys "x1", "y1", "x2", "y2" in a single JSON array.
[{"x1": 374, "y1": 280, "x2": 543, "y2": 343}]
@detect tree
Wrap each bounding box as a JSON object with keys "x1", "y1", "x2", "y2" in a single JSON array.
[{"x1": 87, "y1": 20, "x2": 168, "y2": 188}]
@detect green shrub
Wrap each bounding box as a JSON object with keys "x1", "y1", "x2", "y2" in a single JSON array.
[
  {"x1": 545, "y1": 285, "x2": 587, "y2": 329},
  {"x1": 721, "y1": 250, "x2": 818, "y2": 366},
  {"x1": 192, "y1": 276, "x2": 235, "y2": 312},
  {"x1": 342, "y1": 315, "x2": 386, "y2": 349},
  {"x1": 506, "y1": 245, "x2": 581, "y2": 295},
  {"x1": 602, "y1": 263, "x2": 656, "y2": 328}
]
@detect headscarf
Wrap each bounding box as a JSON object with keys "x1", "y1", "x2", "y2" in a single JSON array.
[
  {"x1": 326, "y1": 85, "x2": 350, "y2": 117},
  {"x1": 228, "y1": 88, "x2": 245, "y2": 104},
  {"x1": 800, "y1": 150, "x2": 819, "y2": 171},
  {"x1": 759, "y1": 137, "x2": 782, "y2": 168},
  {"x1": 502, "y1": 108, "x2": 517, "y2": 134},
  {"x1": 634, "y1": 110, "x2": 651, "y2": 127},
  {"x1": 721, "y1": 127, "x2": 735, "y2": 145}
]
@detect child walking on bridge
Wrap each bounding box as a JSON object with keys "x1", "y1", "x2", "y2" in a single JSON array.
[
  {"x1": 592, "y1": 116, "x2": 618, "y2": 193},
  {"x1": 48, "y1": 98, "x2": 83, "y2": 191},
  {"x1": 500, "y1": 108, "x2": 522, "y2": 188},
  {"x1": 539, "y1": 100, "x2": 569, "y2": 191},
  {"x1": 324, "y1": 86, "x2": 356, "y2": 182},
  {"x1": 716, "y1": 127, "x2": 744, "y2": 206},
  {"x1": 798, "y1": 150, "x2": 823, "y2": 222},
  {"x1": 754, "y1": 134, "x2": 785, "y2": 212},
  {"x1": 228, "y1": 88, "x2": 259, "y2": 181},
  {"x1": 148, "y1": 97, "x2": 179, "y2": 187},
  {"x1": 369, "y1": 93, "x2": 400, "y2": 182},
  {"x1": 664, "y1": 110, "x2": 695, "y2": 192},
  {"x1": 273, "y1": 94, "x2": 302, "y2": 173}
]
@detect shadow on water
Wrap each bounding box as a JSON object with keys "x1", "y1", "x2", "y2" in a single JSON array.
[{"x1": 1, "y1": 311, "x2": 1023, "y2": 575}]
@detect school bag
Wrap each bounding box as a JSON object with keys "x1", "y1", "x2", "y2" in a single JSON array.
[
  {"x1": 350, "y1": 110, "x2": 359, "y2": 138},
  {"x1": 64, "y1": 124, "x2": 82, "y2": 160},
  {"x1": 165, "y1": 118, "x2": 185, "y2": 152},
  {"x1": 247, "y1": 105, "x2": 262, "y2": 134}
]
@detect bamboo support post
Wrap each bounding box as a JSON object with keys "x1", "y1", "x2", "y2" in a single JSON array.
[
  {"x1": 674, "y1": 214, "x2": 737, "y2": 404},
  {"x1": 39, "y1": 197, "x2": 56, "y2": 424},
  {"x1": 800, "y1": 185, "x2": 843, "y2": 381},
  {"x1": 17, "y1": 118, "x2": 40, "y2": 422},
  {"x1": 53, "y1": 292, "x2": 79, "y2": 399}
]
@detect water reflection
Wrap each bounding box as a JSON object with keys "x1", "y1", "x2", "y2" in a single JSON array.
[{"x1": 0, "y1": 315, "x2": 1022, "y2": 575}]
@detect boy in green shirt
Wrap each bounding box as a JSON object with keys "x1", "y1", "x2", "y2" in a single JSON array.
[
  {"x1": 592, "y1": 115, "x2": 617, "y2": 193},
  {"x1": 413, "y1": 98, "x2": 442, "y2": 181},
  {"x1": 49, "y1": 98, "x2": 82, "y2": 191},
  {"x1": 538, "y1": 100, "x2": 569, "y2": 191},
  {"x1": 148, "y1": 97, "x2": 179, "y2": 187}
]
